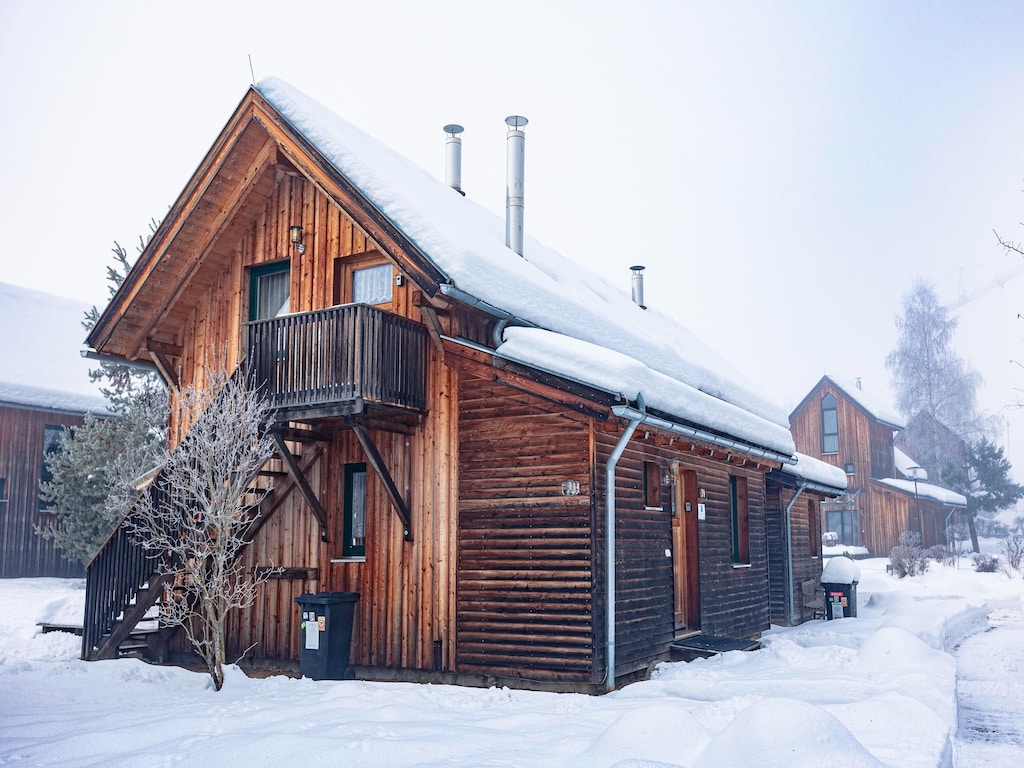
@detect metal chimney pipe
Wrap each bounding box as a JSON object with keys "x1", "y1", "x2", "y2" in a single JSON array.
[
  {"x1": 630, "y1": 265, "x2": 646, "y2": 308},
  {"x1": 443, "y1": 124, "x2": 464, "y2": 194},
  {"x1": 505, "y1": 115, "x2": 527, "y2": 256}
]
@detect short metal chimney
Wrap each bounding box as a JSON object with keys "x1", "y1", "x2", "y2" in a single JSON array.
[
  {"x1": 630, "y1": 265, "x2": 647, "y2": 309},
  {"x1": 444, "y1": 124, "x2": 464, "y2": 194},
  {"x1": 505, "y1": 115, "x2": 527, "y2": 256}
]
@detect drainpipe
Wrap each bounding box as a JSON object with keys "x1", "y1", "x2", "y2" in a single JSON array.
[
  {"x1": 785, "y1": 482, "x2": 808, "y2": 625},
  {"x1": 605, "y1": 398, "x2": 644, "y2": 692}
]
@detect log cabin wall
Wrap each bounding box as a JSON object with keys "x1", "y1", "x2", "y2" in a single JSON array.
[
  {"x1": 456, "y1": 377, "x2": 595, "y2": 685},
  {"x1": 0, "y1": 405, "x2": 86, "y2": 578},
  {"x1": 594, "y1": 430, "x2": 773, "y2": 676},
  {"x1": 765, "y1": 479, "x2": 824, "y2": 626}
]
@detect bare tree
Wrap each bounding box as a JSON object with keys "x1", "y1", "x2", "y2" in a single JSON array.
[
  {"x1": 887, "y1": 280, "x2": 985, "y2": 489},
  {"x1": 128, "y1": 365, "x2": 275, "y2": 690}
]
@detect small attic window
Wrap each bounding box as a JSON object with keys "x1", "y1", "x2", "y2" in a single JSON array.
[{"x1": 844, "y1": 462, "x2": 855, "y2": 475}]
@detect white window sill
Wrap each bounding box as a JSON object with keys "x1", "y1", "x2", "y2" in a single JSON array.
[
  {"x1": 731, "y1": 563, "x2": 752, "y2": 569},
  {"x1": 330, "y1": 557, "x2": 366, "y2": 564}
]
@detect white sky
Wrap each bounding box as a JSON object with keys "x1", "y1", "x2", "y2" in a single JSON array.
[{"x1": 3, "y1": 0, "x2": 1024, "y2": 472}]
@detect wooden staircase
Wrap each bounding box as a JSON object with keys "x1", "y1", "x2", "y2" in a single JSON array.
[{"x1": 81, "y1": 428, "x2": 322, "y2": 663}]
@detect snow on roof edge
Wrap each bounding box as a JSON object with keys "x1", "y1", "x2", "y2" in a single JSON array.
[{"x1": 255, "y1": 77, "x2": 793, "y2": 436}]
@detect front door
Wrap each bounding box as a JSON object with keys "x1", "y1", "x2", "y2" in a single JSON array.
[{"x1": 672, "y1": 466, "x2": 701, "y2": 631}]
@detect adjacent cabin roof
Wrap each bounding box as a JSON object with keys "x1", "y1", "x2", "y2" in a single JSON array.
[
  {"x1": 781, "y1": 452, "x2": 849, "y2": 495},
  {"x1": 893, "y1": 446, "x2": 924, "y2": 479},
  {"x1": 0, "y1": 282, "x2": 108, "y2": 415},
  {"x1": 874, "y1": 477, "x2": 967, "y2": 507},
  {"x1": 791, "y1": 374, "x2": 904, "y2": 431},
  {"x1": 89, "y1": 78, "x2": 795, "y2": 459},
  {"x1": 257, "y1": 79, "x2": 794, "y2": 457}
]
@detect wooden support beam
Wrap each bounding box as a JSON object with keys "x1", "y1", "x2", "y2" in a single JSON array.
[
  {"x1": 244, "y1": 443, "x2": 324, "y2": 542},
  {"x1": 90, "y1": 573, "x2": 170, "y2": 661},
  {"x1": 345, "y1": 415, "x2": 413, "y2": 542},
  {"x1": 271, "y1": 432, "x2": 329, "y2": 535}
]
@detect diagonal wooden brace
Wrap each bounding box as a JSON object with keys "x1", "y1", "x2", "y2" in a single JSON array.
[{"x1": 345, "y1": 415, "x2": 413, "y2": 542}]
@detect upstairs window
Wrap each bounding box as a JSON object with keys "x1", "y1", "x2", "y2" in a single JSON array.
[
  {"x1": 249, "y1": 262, "x2": 290, "y2": 321},
  {"x1": 352, "y1": 263, "x2": 393, "y2": 305},
  {"x1": 821, "y1": 393, "x2": 839, "y2": 454}
]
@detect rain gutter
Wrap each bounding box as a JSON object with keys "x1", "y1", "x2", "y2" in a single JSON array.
[
  {"x1": 605, "y1": 397, "x2": 644, "y2": 692},
  {"x1": 785, "y1": 482, "x2": 808, "y2": 625},
  {"x1": 611, "y1": 405, "x2": 797, "y2": 466}
]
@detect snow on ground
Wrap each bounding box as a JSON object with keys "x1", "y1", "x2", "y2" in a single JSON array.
[{"x1": 2, "y1": 561, "x2": 1024, "y2": 767}]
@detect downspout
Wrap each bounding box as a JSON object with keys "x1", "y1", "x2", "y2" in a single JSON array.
[
  {"x1": 605, "y1": 399, "x2": 644, "y2": 692},
  {"x1": 785, "y1": 482, "x2": 808, "y2": 625}
]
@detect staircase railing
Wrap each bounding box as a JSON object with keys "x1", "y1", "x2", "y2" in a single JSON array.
[{"x1": 81, "y1": 477, "x2": 171, "y2": 660}]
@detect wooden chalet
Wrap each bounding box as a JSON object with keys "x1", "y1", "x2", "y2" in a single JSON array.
[
  {"x1": 789, "y1": 375, "x2": 966, "y2": 556},
  {"x1": 83, "y1": 78, "x2": 804, "y2": 692},
  {"x1": 0, "y1": 282, "x2": 109, "y2": 578}
]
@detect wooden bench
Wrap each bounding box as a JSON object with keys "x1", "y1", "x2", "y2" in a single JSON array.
[{"x1": 802, "y1": 580, "x2": 825, "y2": 620}]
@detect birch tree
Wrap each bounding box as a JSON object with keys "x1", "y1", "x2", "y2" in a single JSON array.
[{"x1": 129, "y1": 366, "x2": 275, "y2": 691}]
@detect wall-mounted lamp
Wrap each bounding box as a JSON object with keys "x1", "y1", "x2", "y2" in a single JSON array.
[{"x1": 289, "y1": 225, "x2": 306, "y2": 255}]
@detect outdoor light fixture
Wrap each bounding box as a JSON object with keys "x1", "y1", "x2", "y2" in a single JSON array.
[{"x1": 289, "y1": 225, "x2": 306, "y2": 254}]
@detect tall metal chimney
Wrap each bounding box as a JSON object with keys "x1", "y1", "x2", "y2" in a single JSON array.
[
  {"x1": 630, "y1": 265, "x2": 646, "y2": 308},
  {"x1": 505, "y1": 115, "x2": 528, "y2": 256},
  {"x1": 443, "y1": 124, "x2": 464, "y2": 194}
]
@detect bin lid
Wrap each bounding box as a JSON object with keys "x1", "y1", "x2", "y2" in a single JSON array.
[
  {"x1": 295, "y1": 592, "x2": 361, "y2": 605},
  {"x1": 821, "y1": 555, "x2": 861, "y2": 585}
]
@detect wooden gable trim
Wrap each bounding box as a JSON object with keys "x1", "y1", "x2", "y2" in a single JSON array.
[
  {"x1": 248, "y1": 93, "x2": 450, "y2": 299},
  {"x1": 89, "y1": 90, "x2": 270, "y2": 357}
]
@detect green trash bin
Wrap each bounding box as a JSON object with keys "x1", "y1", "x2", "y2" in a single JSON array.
[
  {"x1": 294, "y1": 592, "x2": 360, "y2": 680},
  {"x1": 822, "y1": 581, "x2": 857, "y2": 619}
]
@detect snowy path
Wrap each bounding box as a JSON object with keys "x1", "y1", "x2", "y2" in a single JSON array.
[{"x1": 954, "y1": 605, "x2": 1024, "y2": 767}]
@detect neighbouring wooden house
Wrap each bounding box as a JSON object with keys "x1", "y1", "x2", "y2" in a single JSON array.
[
  {"x1": 0, "y1": 282, "x2": 109, "y2": 578},
  {"x1": 83, "y1": 78, "x2": 806, "y2": 692},
  {"x1": 789, "y1": 375, "x2": 966, "y2": 556},
  {"x1": 764, "y1": 452, "x2": 847, "y2": 626}
]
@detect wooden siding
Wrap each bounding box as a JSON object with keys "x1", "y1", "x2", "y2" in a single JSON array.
[
  {"x1": 0, "y1": 405, "x2": 85, "y2": 578},
  {"x1": 170, "y1": 174, "x2": 419, "y2": 445},
  {"x1": 593, "y1": 432, "x2": 774, "y2": 677},
  {"x1": 457, "y1": 377, "x2": 595, "y2": 683}
]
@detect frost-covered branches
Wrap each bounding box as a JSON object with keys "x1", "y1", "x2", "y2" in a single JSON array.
[{"x1": 128, "y1": 366, "x2": 274, "y2": 691}]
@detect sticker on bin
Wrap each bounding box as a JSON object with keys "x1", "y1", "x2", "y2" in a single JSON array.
[
  {"x1": 303, "y1": 615, "x2": 319, "y2": 650},
  {"x1": 318, "y1": 616, "x2": 326, "y2": 631}
]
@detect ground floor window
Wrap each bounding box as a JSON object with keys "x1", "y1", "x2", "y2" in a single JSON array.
[
  {"x1": 825, "y1": 508, "x2": 859, "y2": 547},
  {"x1": 730, "y1": 475, "x2": 749, "y2": 564},
  {"x1": 342, "y1": 463, "x2": 367, "y2": 558}
]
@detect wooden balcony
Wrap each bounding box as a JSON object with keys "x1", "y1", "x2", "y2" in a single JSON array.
[{"x1": 246, "y1": 304, "x2": 429, "y2": 422}]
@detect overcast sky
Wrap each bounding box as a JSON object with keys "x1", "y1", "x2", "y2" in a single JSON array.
[{"x1": 3, "y1": 1, "x2": 1024, "y2": 474}]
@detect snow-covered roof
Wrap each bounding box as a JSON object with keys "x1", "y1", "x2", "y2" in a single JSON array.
[
  {"x1": 0, "y1": 282, "x2": 109, "y2": 415},
  {"x1": 781, "y1": 452, "x2": 849, "y2": 493},
  {"x1": 258, "y1": 78, "x2": 794, "y2": 457},
  {"x1": 824, "y1": 374, "x2": 904, "y2": 429},
  {"x1": 893, "y1": 446, "x2": 925, "y2": 479},
  {"x1": 874, "y1": 477, "x2": 967, "y2": 507}
]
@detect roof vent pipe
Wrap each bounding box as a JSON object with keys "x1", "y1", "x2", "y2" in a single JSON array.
[
  {"x1": 443, "y1": 124, "x2": 465, "y2": 195},
  {"x1": 630, "y1": 265, "x2": 647, "y2": 309},
  {"x1": 505, "y1": 115, "x2": 528, "y2": 256}
]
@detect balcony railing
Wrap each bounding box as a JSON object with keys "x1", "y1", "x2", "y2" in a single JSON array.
[{"x1": 246, "y1": 304, "x2": 429, "y2": 418}]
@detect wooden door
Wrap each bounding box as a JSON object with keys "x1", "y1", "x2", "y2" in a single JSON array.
[{"x1": 672, "y1": 467, "x2": 701, "y2": 630}]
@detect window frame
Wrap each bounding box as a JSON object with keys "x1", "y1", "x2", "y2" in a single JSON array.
[
  {"x1": 333, "y1": 250, "x2": 395, "y2": 309},
  {"x1": 39, "y1": 425, "x2": 69, "y2": 511},
  {"x1": 808, "y1": 497, "x2": 820, "y2": 558},
  {"x1": 642, "y1": 461, "x2": 662, "y2": 509},
  {"x1": 341, "y1": 462, "x2": 368, "y2": 558},
  {"x1": 821, "y1": 392, "x2": 840, "y2": 455},
  {"x1": 249, "y1": 261, "x2": 291, "y2": 322},
  {"x1": 730, "y1": 475, "x2": 750, "y2": 564}
]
